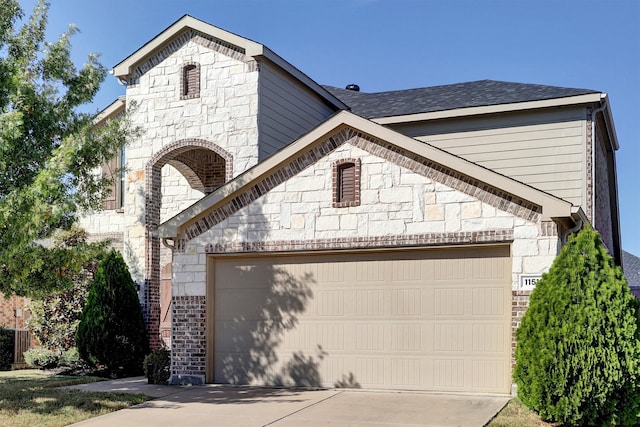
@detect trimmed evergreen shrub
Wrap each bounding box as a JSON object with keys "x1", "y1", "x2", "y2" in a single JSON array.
[
  {"x1": 0, "y1": 328, "x2": 13, "y2": 370},
  {"x1": 23, "y1": 347, "x2": 59, "y2": 369},
  {"x1": 76, "y1": 250, "x2": 148, "y2": 376},
  {"x1": 144, "y1": 348, "x2": 170, "y2": 384},
  {"x1": 514, "y1": 227, "x2": 640, "y2": 426}
]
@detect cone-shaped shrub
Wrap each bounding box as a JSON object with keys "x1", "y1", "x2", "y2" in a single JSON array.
[
  {"x1": 76, "y1": 250, "x2": 148, "y2": 376},
  {"x1": 514, "y1": 227, "x2": 640, "y2": 426}
]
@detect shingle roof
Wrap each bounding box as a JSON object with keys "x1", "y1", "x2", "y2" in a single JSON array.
[
  {"x1": 624, "y1": 250, "x2": 640, "y2": 289},
  {"x1": 323, "y1": 80, "x2": 599, "y2": 119}
]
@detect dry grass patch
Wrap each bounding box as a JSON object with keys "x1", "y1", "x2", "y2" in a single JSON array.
[
  {"x1": 487, "y1": 398, "x2": 556, "y2": 427},
  {"x1": 0, "y1": 370, "x2": 150, "y2": 427}
]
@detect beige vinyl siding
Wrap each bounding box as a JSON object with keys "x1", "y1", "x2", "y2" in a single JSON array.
[
  {"x1": 258, "y1": 61, "x2": 337, "y2": 160},
  {"x1": 390, "y1": 108, "x2": 587, "y2": 206}
]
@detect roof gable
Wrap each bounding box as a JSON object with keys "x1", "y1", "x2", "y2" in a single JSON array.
[
  {"x1": 159, "y1": 111, "x2": 573, "y2": 240},
  {"x1": 112, "y1": 15, "x2": 263, "y2": 79},
  {"x1": 111, "y1": 15, "x2": 346, "y2": 110}
]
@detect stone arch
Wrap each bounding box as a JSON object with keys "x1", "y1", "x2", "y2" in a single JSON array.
[{"x1": 144, "y1": 139, "x2": 233, "y2": 348}]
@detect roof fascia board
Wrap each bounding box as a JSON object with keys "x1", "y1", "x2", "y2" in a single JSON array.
[
  {"x1": 112, "y1": 15, "x2": 263, "y2": 78},
  {"x1": 159, "y1": 111, "x2": 573, "y2": 238},
  {"x1": 93, "y1": 96, "x2": 125, "y2": 126},
  {"x1": 372, "y1": 93, "x2": 604, "y2": 125}
]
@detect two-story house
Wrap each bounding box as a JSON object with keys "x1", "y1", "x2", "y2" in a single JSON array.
[{"x1": 81, "y1": 15, "x2": 621, "y2": 394}]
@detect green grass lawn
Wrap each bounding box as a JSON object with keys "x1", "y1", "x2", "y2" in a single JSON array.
[
  {"x1": 486, "y1": 398, "x2": 556, "y2": 427},
  {"x1": 0, "y1": 370, "x2": 150, "y2": 427}
]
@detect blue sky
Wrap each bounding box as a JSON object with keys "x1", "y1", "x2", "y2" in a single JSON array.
[{"x1": 20, "y1": 0, "x2": 640, "y2": 254}]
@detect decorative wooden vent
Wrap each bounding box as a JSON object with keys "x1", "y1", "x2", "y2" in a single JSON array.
[
  {"x1": 181, "y1": 63, "x2": 200, "y2": 99},
  {"x1": 333, "y1": 158, "x2": 361, "y2": 208}
]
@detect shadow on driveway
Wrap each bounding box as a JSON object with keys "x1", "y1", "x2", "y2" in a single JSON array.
[{"x1": 67, "y1": 379, "x2": 509, "y2": 427}]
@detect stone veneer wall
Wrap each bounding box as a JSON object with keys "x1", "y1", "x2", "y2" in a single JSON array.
[
  {"x1": 122, "y1": 32, "x2": 259, "y2": 287},
  {"x1": 79, "y1": 32, "x2": 262, "y2": 348},
  {"x1": 167, "y1": 128, "x2": 562, "y2": 384}
]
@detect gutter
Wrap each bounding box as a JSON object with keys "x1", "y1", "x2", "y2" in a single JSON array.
[{"x1": 561, "y1": 207, "x2": 588, "y2": 244}]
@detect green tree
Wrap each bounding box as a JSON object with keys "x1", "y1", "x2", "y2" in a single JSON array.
[
  {"x1": 0, "y1": 0, "x2": 136, "y2": 298},
  {"x1": 76, "y1": 250, "x2": 148, "y2": 376},
  {"x1": 25, "y1": 227, "x2": 106, "y2": 352},
  {"x1": 514, "y1": 227, "x2": 640, "y2": 426}
]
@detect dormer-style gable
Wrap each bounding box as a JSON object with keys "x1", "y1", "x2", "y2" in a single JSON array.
[{"x1": 111, "y1": 15, "x2": 346, "y2": 111}]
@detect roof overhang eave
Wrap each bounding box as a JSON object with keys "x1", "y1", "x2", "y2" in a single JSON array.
[
  {"x1": 93, "y1": 96, "x2": 126, "y2": 126},
  {"x1": 371, "y1": 93, "x2": 605, "y2": 125},
  {"x1": 111, "y1": 15, "x2": 264, "y2": 79}
]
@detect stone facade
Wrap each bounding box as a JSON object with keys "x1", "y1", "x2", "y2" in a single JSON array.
[
  {"x1": 169, "y1": 129, "x2": 561, "y2": 384},
  {"x1": 81, "y1": 31, "x2": 261, "y2": 347},
  {"x1": 124, "y1": 32, "x2": 259, "y2": 284}
]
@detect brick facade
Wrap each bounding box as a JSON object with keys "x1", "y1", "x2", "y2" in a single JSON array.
[
  {"x1": 0, "y1": 295, "x2": 29, "y2": 330},
  {"x1": 170, "y1": 295, "x2": 206, "y2": 384}
]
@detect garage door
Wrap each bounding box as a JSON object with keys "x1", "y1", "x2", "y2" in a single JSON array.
[{"x1": 209, "y1": 246, "x2": 511, "y2": 393}]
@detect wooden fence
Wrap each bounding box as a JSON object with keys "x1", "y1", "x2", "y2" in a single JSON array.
[{"x1": 12, "y1": 329, "x2": 31, "y2": 365}]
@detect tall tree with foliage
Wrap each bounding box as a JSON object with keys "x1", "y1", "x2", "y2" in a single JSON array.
[
  {"x1": 0, "y1": 0, "x2": 135, "y2": 298},
  {"x1": 26, "y1": 226, "x2": 107, "y2": 352},
  {"x1": 514, "y1": 227, "x2": 640, "y2": 426},
  {"x1": 77, "y1": 250, "x2": 148, "y2": 376}
]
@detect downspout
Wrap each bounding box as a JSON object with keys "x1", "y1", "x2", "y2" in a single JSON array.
[
  {"x1": 561, "y1": 207, "x2": 589, "y2": 244},
  {"x1": 162, "y1": 238, "x2": 175, "y2": 250}
]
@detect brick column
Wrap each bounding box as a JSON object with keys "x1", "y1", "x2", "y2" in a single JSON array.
[
  {"x1": 511, "y1": 290, "x2": 532, "y2": 367},
  {"x1": 145, "y1": 164, "x2": 162, "y2": 349}
]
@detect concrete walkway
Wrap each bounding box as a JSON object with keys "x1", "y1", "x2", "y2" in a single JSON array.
[{"x1": 66, "y1": 378, "x2": 509, "y2": 427}]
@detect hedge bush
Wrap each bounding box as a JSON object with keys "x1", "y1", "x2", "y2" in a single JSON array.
[
  {"x1": 24, "y1": 347, "x2": 59, "y2": 369},
  {"x1": 76, "y1": 250, "x2": 148, "y2": 376},
  {"x1": 514, "y1": 227, "x2": 640, "y2": 426}
]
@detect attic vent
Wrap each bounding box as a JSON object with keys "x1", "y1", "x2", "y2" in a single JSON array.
[
  {"x1": 332, "y1": 158, "x2": 361, "y2": 208},
  {"x1": 345, "y1": 83, "x2": 360, "y2": 92}
]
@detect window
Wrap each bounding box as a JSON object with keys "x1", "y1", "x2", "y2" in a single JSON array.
[
  {"x1": 181, "y1": 63, "x2": 200, "y2": 99},
  {"x1": 101, "y1": 145, "x2": 125, "y2": 210},
  {"x1": 333, "y1": 158, "x2": 361, "y2": 207}
]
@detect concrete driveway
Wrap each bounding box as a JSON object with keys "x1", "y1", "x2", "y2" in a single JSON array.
[{"x1": 68, "y1": 378, "x2": 509, "y2": 427}]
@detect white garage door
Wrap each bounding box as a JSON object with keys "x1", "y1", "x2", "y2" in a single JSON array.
[{"x1": 209, "y1": 246, "x2": 511, "y2": 393}]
